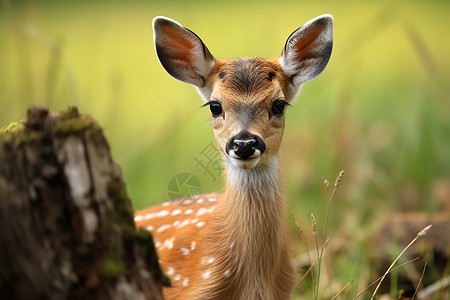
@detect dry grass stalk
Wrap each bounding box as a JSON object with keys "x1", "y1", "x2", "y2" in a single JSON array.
[
  {"x1": 297, "y1": 257, "x2": 319, "y2": 288},
  {"x1": 316, "y1": 170, "x2": 344, "y2": 298},
  {"x1": 411, "y1": 261, "x2": 427, "y2": 300},
  {"x1": 331, "y1": 280, "x2": 353, "y2": 300},
  {"x1": 311, "y1": 213, "x2": 319, "y2": 300},
  {"x1": 295, "y1": 238, "x2": 330, "y2": 290},
  {"x1": 353, "y1": 257, "x2": 421, "y2": 300},
  {"x1": 293, "y1": 171, "x2": 345, "y2": 299},
  {"x1": 291, "y1": 213, "x2": 317, "y2": 292},
  {"x1": 369, "y1": 225, "x2": 432, "y2": 300}
]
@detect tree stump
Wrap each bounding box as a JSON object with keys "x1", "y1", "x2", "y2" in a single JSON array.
[{"x1": 0, "y1": 106, "x2": 165, "y2": 300}]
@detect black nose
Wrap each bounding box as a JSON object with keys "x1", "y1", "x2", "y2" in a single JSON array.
[
  {"x1": 233, "y1": 139, "x2": 257, "y2": 158},
  {"x1": 226, "y1": 130, "x2": 266, "y2": 159}
]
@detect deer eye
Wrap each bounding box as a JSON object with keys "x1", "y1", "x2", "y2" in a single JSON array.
[
  {"x1": 204, "y1": 101, "x2": 223, "y2": 117},
  {"x1": 271, "y1": 100, "x2": 289, "y2": 117}
]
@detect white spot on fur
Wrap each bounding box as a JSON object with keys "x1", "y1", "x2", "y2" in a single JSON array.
[
  {"x1": 230, "y1": 242, "x2": 235, "y2": 249},
  {"x1": 173, "y1": 220, "x2": 180, "y2": 226},
  {"x1": 156, "y1": 210, "x2": 169, "y2": 217},
  {"x1": 191, "y1": 241, "x2": 196, "y2": 251},
  {"x1": 180, "y1": 247, "x2": 190, "y2": 256},
  {"x1": 144, "y1": 213, "x2": 154, "y2": 220},
  {"x1": 182, "y1": 278, "x2": 189, "y2": 287},
  {"x1": 190, "y1": 218, "x2": 198, "y2": 224},
  {"x1": 177, "y1": 219, "x2": 190, "y2": 228},
  {"x1": 155, "y1": 241, "x2": 161, "y2": 248},
  {"x1": 197, "y1": 199, "x2": 204, "y2": 204},
  {"x1": 146, "y1": 225, "x2": 154, "y2": 231},
  {"x1": 167, "y1": 266, "x2": 174, "y2": 276},
  {"x1": 202, "y1": 271, "x2": 211, "y2": 279},
  {"x1": 162, "y1": 202, "x2": 169, "y2": 207},
  {"x1": 183, "y1": 199, "x2": 194, "y2": 205},
  {"x1": 196, "y1": 207, "x2": 207, "y2": 216},
  {"x1": 184, "y1": 209, "x2": 193, "y2": 215},
  {"x1": 173, "y1": 274, "x2": 181, "y2": 282},
  {"x1": 156, "y1": 224, "x2": 171, "y2": 233},
  {"x1": 224, "y1": 269, "x2": 231, "y2": 278},
  {"x1": 163, "y1": 237, "x2": 175, "y2": 250},
  {"x1": 206, "y1": 258, "x2": 214, "y2": 264},
  {"x1": 196, "y1": 221, "x2": 205, "y2": 227},
  {"x1": 134, "y1": 215, "x2": 143, "y2": 222},
  {"x1": 172, "y1": 209, "x2": 182, "y2": 216}
]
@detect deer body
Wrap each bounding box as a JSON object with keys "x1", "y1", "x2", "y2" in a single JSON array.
[{"x1": 135, "y1": 15, "x2": 334, "y2": 299}]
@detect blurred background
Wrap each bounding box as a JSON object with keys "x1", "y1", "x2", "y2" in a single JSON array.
[{"x1": 1, "y1": 0, "x2": 449, "y2": 298}]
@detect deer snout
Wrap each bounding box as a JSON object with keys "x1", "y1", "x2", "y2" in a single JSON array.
[
  {"x1": 226, "y1": 130, "x2": 266, "y2": 160},
  {"x1": 233, "y1": 139, "x2": 257, "y2": 158}
]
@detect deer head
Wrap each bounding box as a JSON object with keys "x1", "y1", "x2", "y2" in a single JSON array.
[{"x1": 153, "y1": 15, "x2": 333, "y2": 170}]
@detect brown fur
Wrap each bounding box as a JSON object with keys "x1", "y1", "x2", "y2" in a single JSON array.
[
  {"x1": 135, "y1": 59, "x2": 298, "y2": 300},
  {"x1": 138, "y1": 14, "x2": 334, "y2": 299}
]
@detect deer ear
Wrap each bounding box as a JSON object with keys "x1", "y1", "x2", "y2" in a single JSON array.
[
  {"x1": 279, "y1": 14, "x2": 333, "y2": 88},
  {"x1": 153, "y1": 16, "x2": 215, "y2": 88}
]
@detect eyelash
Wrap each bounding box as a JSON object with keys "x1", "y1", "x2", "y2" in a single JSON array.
[
  {"x1": 202, "y1": 101, "x2": 223, "y2": 117},
  {"x1": 271, "y1": 100, "x2": 290, "y2": 117}
]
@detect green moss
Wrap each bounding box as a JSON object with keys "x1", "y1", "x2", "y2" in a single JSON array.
[
  {"x1": 15, "y1": 131, "x2": 42, "y2": 147},
  {"x1": 0, "y1": 122, "x2": 24, "y2": 134},
  {"x1": 0, "y1": 122, "x2": 25, "y2": 145},
  {"x1": 54, "y1": 107, "x2": 105, "y2": 147},
  {"x1": 107, "y1": 180, "x2": 135, "y2": 226},
  {"x1": 54, "y1": 114, "x2": 94, "y2": 137},
  {"x1": 59, "y1": 106, "x2": 80, "y2": 120},
  {"x1": 106, "y1": 180, "x2": 169, "y2": 286},
  {"x1": 0, "y1": 121, "x2": 44, "y2": 147},
  {"x1": 100, "y1": 252, "x2": 125, "y2": 280},
  {"x1": 134, "y1": 228, "x2": 158, "y2": 263}
]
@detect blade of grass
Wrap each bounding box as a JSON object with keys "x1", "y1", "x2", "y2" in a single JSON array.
[
  {"x1": 291, "y1": 213, "x2": 316, "y2": 292},
  {"x1": 311, "y1": 213, "x2": 319, "y2": 300},
  {"x1": 412, "y1": 261, "x2": 427, "y2": 300},
  {"x1": 331, "y1": 280, "x2": 353, "y2": 300},
  {"x1": 353, "y1": 257, "x2": 421, "y2": 300},
  {"x1": 369, "y1": 225, "x2": 432, "y2": 300},
  {"x1": 297, "y1": 257, "x2": 319, "y2": 288},
  {"x1": 316, "y1": 171, "x2": 344, "y2": 298},
  {"x1": 295, "y1": 238, "x2": 330, "y2": 289}
]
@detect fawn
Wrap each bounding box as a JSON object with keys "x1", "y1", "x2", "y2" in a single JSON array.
[{"x1": 135, "y1": 15, "x2": 334, "y2": 300}]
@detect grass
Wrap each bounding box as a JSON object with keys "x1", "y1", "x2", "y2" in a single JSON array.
[{"x1": 1, "y1": 0, "x2": 449, "y2": 298}]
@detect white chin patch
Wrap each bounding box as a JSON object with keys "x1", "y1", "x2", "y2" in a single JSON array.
[{"x1": 228, "y1": 150, "x2": 261, "y2": 169}]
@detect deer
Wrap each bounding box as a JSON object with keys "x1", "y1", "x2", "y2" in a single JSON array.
[{"x1": 134, "y1": 14, "x2": 334, "y2": 300}]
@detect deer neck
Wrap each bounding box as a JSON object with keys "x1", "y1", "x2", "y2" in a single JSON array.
[
  {"x1": 197, "y1": 157, "x2": 289, "y2": 299},
  {"x1": 212, "y1": 156, "x2": 287, "y2": 269},
  {"x1": 223, "y1": 156, "x2": 285, "y2": 218}
]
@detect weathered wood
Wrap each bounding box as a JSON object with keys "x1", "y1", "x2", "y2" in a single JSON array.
[{"x1": 0, "y1": 106, "x2": 164, "y2": 300}]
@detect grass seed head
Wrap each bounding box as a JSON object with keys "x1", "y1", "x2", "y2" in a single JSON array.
[
  {"x1": 334, "y1": 170, "x2": 344, "y2": 188},
  {"x1": 311, "y1": 214, "x2": 318, "y2": 236},
  {"x1": 322, "y1": 177, "x2": 330, "y2": 190},
  {"x1": 417, "y1": 224, "x2": 432, "y2": 237}
]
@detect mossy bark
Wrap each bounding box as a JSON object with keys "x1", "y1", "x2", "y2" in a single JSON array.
[{"x1": 0, "y1": 105, "x2": 164, "y2": 300}]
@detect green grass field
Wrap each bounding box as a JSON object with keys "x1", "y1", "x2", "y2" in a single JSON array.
[{"x1": 1, "y1": 0, "x2": 449, "y2": 298}]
